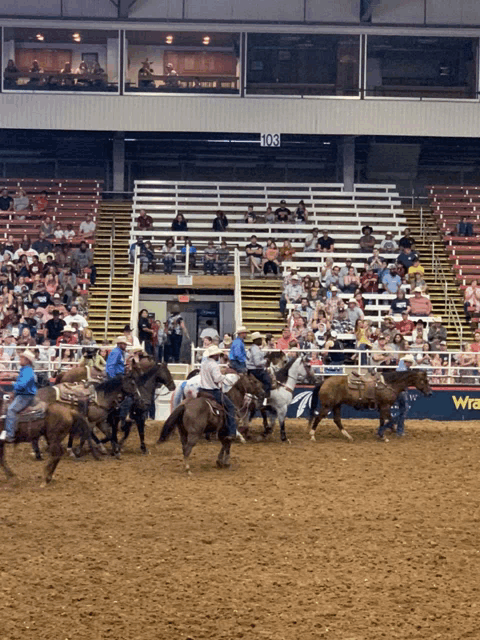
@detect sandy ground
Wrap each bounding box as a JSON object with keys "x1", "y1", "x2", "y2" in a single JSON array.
[{"x1": 1, "y1": 417, "x2": 480, "y2": 640}]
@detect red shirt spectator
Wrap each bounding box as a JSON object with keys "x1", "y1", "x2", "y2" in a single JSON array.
[
  {"x1": 137, "y1": 209, "x2": 153, "y2": 230},
  {"x1": 360, "y1": 267, "x2": 378, "y2": 293},
  {"x1": 409, "y1": 288, "x2": 433, "y2": 316},
  {"x1": 276, "y1": 328, "x2": 296, "y2": 351},
  {"x1": 395, "y1": 312, "x2": 415, "y2": 336}
]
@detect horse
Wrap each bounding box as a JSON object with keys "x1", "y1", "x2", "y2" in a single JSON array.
[
  {"x1": 158, "y1": 374, "x2": 264, "y2": 473},
  {"x1": 55, "y1": 365, "x2": 105, "y2": 384},
  {"x1": 261, "y1": 355, "x2": 316, "y2": 442},
  {"x1": 118, "y1": 358, "x2": 176, "y2": 454},
  {"x1": 308, "y1": 370, "x2": 433, "y2": 442},
  {"x1": 0, "y1": 390, "x2": 93, "y2": 485}
]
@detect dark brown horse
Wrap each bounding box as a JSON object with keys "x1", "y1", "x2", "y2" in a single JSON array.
[
  {"x1": 55, "y1": 365, "x2": 105, "y2": 384},
  {"x1": 158, "y1": 374, "x2": 264, "y2": 473},
  {"x1": 309, "y1": 370, "x2": 432, "y2": 441},
  {"x1": 0, "y1": 392, "x2": 92, "y2": 485}
]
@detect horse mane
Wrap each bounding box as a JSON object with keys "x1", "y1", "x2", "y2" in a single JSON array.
[
  {"x1": 382, "y1": 370, "x2": 422, "y2": 385},
  {"x1": 187, "y1": 368, "x2": 200, "y2": 380},
  {"x1": 136, "y1": 364, "x2": 159, "y2": 385},
  {"x1": 95, "y1": 375, "x2": 124, "y2": 393},
  {"x1": 276, "y1": 357, "x2": 296, "y2": 384}
]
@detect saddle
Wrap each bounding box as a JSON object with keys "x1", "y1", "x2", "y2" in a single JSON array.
[
  {"x1": 54, "y1": 382, "x2": 95, "y2": 408},
  {"x1": 196, "y1": 391, "x2": 224, "y2": 417},
  {"x1": 347, "y1": 371, "x2": 386, "y2": 405},
  {"x1": 0, "y1": 396, "x2": 47, "y2": 424}
]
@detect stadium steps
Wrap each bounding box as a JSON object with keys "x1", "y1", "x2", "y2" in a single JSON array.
[
  {"x1": 241, "y1": 278, "x2": 284, "y2": 338},
  {"x1": 88, "y1": 201, "x2": 134, "y2": 342},
  {"x1": 404, "y1": 207, "x2": 471, "y2": 348}
]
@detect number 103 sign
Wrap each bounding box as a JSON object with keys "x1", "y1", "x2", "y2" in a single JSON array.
[{"x1": 260, "y1": 133, "x2": 281, "y2": 147}]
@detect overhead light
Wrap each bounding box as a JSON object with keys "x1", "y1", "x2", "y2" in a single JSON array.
[
  {"x1": 73, "y1": 32, "x2": 81, "y2": 42},
  {"x1": 36, "y1": 33, "x2": 44, "y2": 41},
  {"x1": 166, "y1": 35, "x2": 173, "y2": 44},
  {"x1": 203, "y1": 36, "x2": 210, "y2": 45}
]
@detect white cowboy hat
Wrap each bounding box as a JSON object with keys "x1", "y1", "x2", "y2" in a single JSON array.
[
  {"x1": 21, "y1": 350, "x2": 35, "y2": 363},
  {"x1": 129, "y1": 346, "x2": 144, "y2": 352},
  {"x1": 330, "y1": 330, "x2": 338, "y2": 338},
  {"x1": 116, "y1": 335, "x2": 128, "y2": 344},
  {"x1": 433, "y1": 316, "x2": 443, "y2": 323},
  {"x1": 403, "y1": 354, "x2": 415, "y2": 363},
  {"x1": 414, "y1": 286, "x2": 423, "y2": 293},
  {"x1": 236, "y1": 326, "x2": 248, "y2": 334},
  {"x1": 205, "y1": 345, "x2": 223, "y2": 357},
  {"x1": 250, "y1": 331, "x2": 263, "y2": 341}
]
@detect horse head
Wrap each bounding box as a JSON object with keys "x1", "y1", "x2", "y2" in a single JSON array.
[
  {"x1": 413, "y1": 370, "x2": 433, "y2": 396},
  {"x1": 296, "y1": 356, "x2": 317, "y2": 385},
  {"x1": 155, "y1": 362, "x2": 176, "y2": 392}
]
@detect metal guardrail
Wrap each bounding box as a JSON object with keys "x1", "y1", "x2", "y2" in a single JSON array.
[
  {"x1": 103, "y1": 221, "x2": 115, "y2": 343},
  {"x1": 130, "y1": 244, "x2": 140, "y2": 338},
  {"x1": 234, "y1": 248, "x2": 243, "y2": 328}
]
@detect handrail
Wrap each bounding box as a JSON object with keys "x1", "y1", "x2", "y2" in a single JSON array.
[
  {"x1": 433, "y1": 254, "x2": 464, "y2": 345},
  {"x1": 130, "y1": 244, "x2": 140, "y2": 338},
  {"x1": 103, "y1": 221, "x2": 115, "y2": 343},
  {"x1": 234, "y1": 248, "x2": 242, "y2": 328}
]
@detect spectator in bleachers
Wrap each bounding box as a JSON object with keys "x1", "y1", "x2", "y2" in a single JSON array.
[
  {"x1": 322, "y1": 330, "x2": 345, "y2": 370},
  {"x1": 399, "y1": 227, "x2": 415, "y2": 250},
  {"x1": 381, "y1": 263, "x2": 402, "y2": 295},
  {"x1": 32, "y1": 190, "x2": 48, "y2": 213},
  {"x1": 72, "y1": 241, "x2": 95, "y2": 284},
  {"x1": 346, "y1": 299, "x2": 364, "y2": 326},
  {"x1": 318, "y1": 229, "x2": 335, "y2": 253},
  {"x1": 53, "y1": 222, "x2": 65, "y2": 244},
  {"x1": 13, "y1": 189, "x2": 29, "y2": 216},
  {"x1": 294, "y1": 200, "x2": 308, "y2": 226},
  {"x1": 325, "y1": 287, "x2": 342, "y2": 316},
  {"x1": 137, "y1": 209, "x2": 153, "y2": 231},
  {"x1": 138, "y1": 240, "x2": 155, "y2": 273},
  {"x1": 395, "y1": 311, "x2": 415, "y2": 336},
  {"x1": 360, "y1": 264, "x2": 378, "y2": 293},
  {"x1": 310, "y1": 278, "x2": 322, "y2": 301},
  {"x1": 161, "y1": 238, "x2": 176, "y2": 274},
  {"x1": 265, "y1": 206, "x2": 275, "y2": 225},
  {"x1": 171, "y1": 213, "x2": 188, "y2": 232},
  {"x1": 456, "y1": 216, "x2": 474, "y2": 237},
  {"x1": 244, "y1": 205, "x2": 256, "y2": 224},
  {"x1": 302, "y1": 275, "x2": 313, "y2": 298},
  {"x1": 79, "y1": 214, "x2": 96, "y2": 241},
  {"x1": 263, "y1": 240, "x2": 280, "y2": 276},
  {"x1": 339, "y1": 258, "x2": 357, "y2": 279},
  {"x1": 379, "y1": 231, "x2": 398, "y2": 255},
  {"x1": 341, "y1": 266, "x2": 360, "y2": 293},
  {"x1": 278, "y1": 239, "x2": 295, "y2": 264},
  {"x1": 408, "y1": 257, "x2": 424, "y2": 287},
  {"x1": 391, "y1": 333, "x2": 408, "y2": 361},
  {"x1": 428, "y1": 317, "x2": 447, "y2": 346},
  {"x1": 380, "y1": 315, "x2": 397, "y2": 340},
  {"x1": 40, "y1": 216, "x2": 55, "y2": 239},
  {"x1": 180, "y1": 238, "x2": 197, "y2": 269},
  {"x1": 325, "y1": 265, "x2": 343, "y2": 290},
  {"x1": 216, "y1": 241, "x2": 229, "y2": 275},
  {"x1": 245, "y1": 235, "x2": 263, "y2": 278},
  {"x1": 396, "y1": 246, "x2": 418, "y2": 275},
  {"x1": 370, "y1": 334, "x2": 394, "y2": 370},
  {"x1": 280, "y1": 274, "x2": 304, "y2": 315},
  {"x1": 359, "y1": 225, "x2": 376, "y2": 252},
  {"x1": 213, "y1": 210, "x2": 228, "y2": 232},
  {"x1": 275, "y1": 327, "x2": 295, "y2": 351},
  {"x1": 45, "y1": 310, "x2": 65, "y2": 345},
  {"x1": 390, "y1": 289, "x2": 410, "y2": 315},
  {"x1": 464, "y1": 279, "x2": 480, "y2": 322},
  {"x1": 275, "y1": 200, "x2": 291, "y2": 223},
  {"x1": 32, "y1": 232, "x2": 53, "y2": 259},
  {"x1": 296, "y1": 297, "x2": 314, "y2": 325},
  {"x1": 409, "y1": 287, "x2": 433, "y2": 317},
  {"x1": 64, "y1": 223, "x2": 75, "y2": 243},
  {"x1": 304, "y1": 228, "x2": 319, "y2": 252},
  {"x1": 367, "y1": 248, "x2": 384, "y2": 273},
  {"x1": 320, "y1": 257, "x2": 334, "y2": 282},
  {"x1": 354, "y1": 290, "x2": 366, "y2": 310},
  {"x1": 0, "y1": 188, "x2": 13, "y2": 212},
  {"x1": 14, "y1": 239, "x2": 38, "y2": 264},
  {"x1": 4, "y1": 59, "x2": 18, "y2": 89},
  {"x1": 203, "y1": 241, "x2": 217, "y2": 275}
]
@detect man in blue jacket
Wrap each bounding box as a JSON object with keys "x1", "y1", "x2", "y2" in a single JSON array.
[
  {"x1": 229, "y1": 326, "x2": 248, "y2": 373},
  {"x1": 0, "y1": 350, "x2": 37, "y2": 443},
  {"x1": 106, "y1": 336, "x2": 128, "y2": 379}
]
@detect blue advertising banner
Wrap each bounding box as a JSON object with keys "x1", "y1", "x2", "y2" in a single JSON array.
[{"x1": 288, "y1": 386, "x2": 480, "y2": 422}]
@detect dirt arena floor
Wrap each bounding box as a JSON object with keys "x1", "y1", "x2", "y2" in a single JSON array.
[{"x1": 1, "y1": 417, "x2": 480, "y2": 640}]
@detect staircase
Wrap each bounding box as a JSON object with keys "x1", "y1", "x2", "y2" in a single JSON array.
[
  {"x1": 88, "y1": 201, "x2": 133, "y2": 342},
  {"x1": 404, "y1": 207, "x2": 471, "y2": 349},
  {"x1": 241, "y1": 278, "x2": 284, "y2": 338}
]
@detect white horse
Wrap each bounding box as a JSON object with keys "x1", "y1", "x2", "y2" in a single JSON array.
[
  {"x1": 171, "y1": 373, "x2": 239, "y2": 409},
  {"x1": 261, "y1": 355, "x2": 315, "y2": 442}
]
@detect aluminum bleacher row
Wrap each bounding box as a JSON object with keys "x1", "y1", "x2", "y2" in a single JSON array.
[
  {"x1": 429, "y1": 185, "x2": 480, "y2": 286},
  {"x1": 130, "y1": 180, "x2": 438, "y2": 329},
  {"x1": 0, "y1": 178, "x2": 101, "y2": 243}
]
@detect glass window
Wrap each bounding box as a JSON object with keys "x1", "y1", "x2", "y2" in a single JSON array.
[
  {"x1": 246, "y1": 33, "x2": 360, "y2": 97},
  {"x1": 366, "y1": 36, "x2": 478, "y2": 99},
  {"x1": 3, "y1": 27, "x2": 119, "y2": 93},
  {"x1": 125, "y1": 31, "x2": 240, "y2": 94}
]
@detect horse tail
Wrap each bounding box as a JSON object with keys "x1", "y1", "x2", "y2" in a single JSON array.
[
  {"x1": 309, "y1": 381, "x2": 324, "y2": 419},
  {"x1": 158, "y1": 404, "x2": 185, "y2": 443}
]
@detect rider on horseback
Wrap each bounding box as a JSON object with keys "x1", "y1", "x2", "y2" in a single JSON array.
[
  {"x1": 106, "y1": 336, "x2": 131, "y2": 427},
  {"x1": 0, "y1": 350, "x2": 37, "y2": 443},
  {"x1": 246, "y1": 332, "x2": 271, "y2": 402},
  {"x1": 229, "y1": 326, "x2": 248, "y2": 373},
  {"x1": 198, "y1": 344, "x2": 237, "y2": 441}
]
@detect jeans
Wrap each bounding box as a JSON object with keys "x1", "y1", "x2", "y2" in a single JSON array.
[
  {"x1": 144, "y1": 341, "x2": 154, "y2": 356},
  {"x1": 5, "y1": 395, "x2": 35, "y2": 438},
  {"x1": 230, "y1": 360, "x2": 247, "y2": 374},
  {"x1": 119, "y1": 396, "x2": 133, "y2": 422},
  {"x1": 248, "y1": 368, "x2": 271, "y2": 395},
  {"x1": 163, "y1": 258, "x2": 175, "y2": 274},
  {"x1": 217, "y1": 262, "x2": 228, "y2": 275},
  {"x1": 199, "y1": 387, "x2": 237, "y2": 437},
  {"x1": 279, "y1": 294, "x2": 287, "y2": 315},
  {"x1": 396, "y1": 391, "x2": 408, "y2": 435},
  {"x1": 264, "y1": 261, "x2": 278, "y2": 275},
  {"x1": 169, "y1": 334, "x2": 182, "y2": 363},
  {"x1": 204, "y1": 260, "x2": 216, "y2": 275}
]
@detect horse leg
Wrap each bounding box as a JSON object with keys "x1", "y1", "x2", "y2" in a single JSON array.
[
  {"x1": 43, "y1": 440, "x2": 64, "y2": 486},
  {"x1": 278, "y1": 408, "x2": 290, "y2": 443},
  {"x1": 309, "y1": 406, "x2": 330, "y2": 441},
  {"x1": 0, "y1": 442, "x2": 15, "y2": 480},
  {"x1": 66, "y1": 431, "x2": 77, "y2": 458},
  {"x1": 260, "y1": 407, "x2": 271, "y2": 436},
  {"x1": 119, "y1": 420, "x2": 132, "y2": 445},
  {"x1": 136, "y1": 413, "x2": 148, "y2": 455},
  {"x1": 109, "y1": 415, "x2": 121, "y2": 458},
  {"x1": 217, "y1": 435, "x2": 232, "y2": 468},
  {"x1": 31, "y1": 437, "x2": 43, "y2": 461},
  {"x1": 332, "y1": 405, "x2": 353, "y2": 442},
  {"x1": 377, "y1": 406, "x2": 394, "y2": 441}
]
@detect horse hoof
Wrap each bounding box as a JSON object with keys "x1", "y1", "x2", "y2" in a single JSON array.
[
  {"x1": 216, "y1": 460, "x2": 225, "y2": 468},
  {"x1": 310, "y1": 435, "x2": 316, "y2": 442},
  {"x1": 141, "y1": 447, "x2": 149, "y2": 455},
  {"x1": 67, "y1": 448, "x2": 77, "y2": 459},
  {"x1": 97, "y1": 444, "x2": 108, "y2": 455}
]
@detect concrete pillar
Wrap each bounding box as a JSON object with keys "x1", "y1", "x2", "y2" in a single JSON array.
[
  {"x1": 343, "y1": 136, "x2": 355, "y2": 192},
  {"x1": 106, "y1": 37, "x2": 119, "y2": 84},
  {"x1": 113, "y1": 132, "x2": 125, "y2": 193}
]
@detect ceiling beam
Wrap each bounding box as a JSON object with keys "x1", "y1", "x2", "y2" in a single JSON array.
[
  {"x1": 360, "y1": 0, "x2": 381, "y2": 22},
  {"x1": 118, "y1": 0, "x2": 138, "y2": 18}
]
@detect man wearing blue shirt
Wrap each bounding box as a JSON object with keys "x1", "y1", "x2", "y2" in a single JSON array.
[
  {"x1": 229, "y1": 326, "x2": 248, "y2": 373},
  {"x1": 0, "y1": 350, "x2": 37, "y2": 442},
  {"x1": 106, "y1": 336, "x2": 127, "y2": 379},
  {"x1": 381, "y1": 264, "x2": 402, "y2": 295}
]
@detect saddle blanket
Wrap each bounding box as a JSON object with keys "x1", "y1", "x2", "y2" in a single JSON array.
[{"x1": 54, "y1": 382, "x2": 95, "y2": 406}]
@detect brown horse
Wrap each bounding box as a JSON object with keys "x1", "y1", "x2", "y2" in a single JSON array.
[
  {"x1": 308, "y1": 370, "x2": 432, "y2": 441},
  {"x1": 0, "y1": 392, "x2": 93, "y2": 485},
  {"x1": 55, "y1": 365, "x2": 105, "y2": 384},
  {"x1": 158, "y1": 374, "x2": 264, "y2": 473}
]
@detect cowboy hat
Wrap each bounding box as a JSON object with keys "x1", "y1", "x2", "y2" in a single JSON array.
[
  {"x1": 222, "y1": 335, "x2": 232, "y2": 345},
  {"x1": 433, "y1": 316, "x2": 443, "y2": 323},
  {"x1": 20, "y1": 350, "x2": 35, "y2": 363},
  {"x1": 205, "y1": 345, "x2": 223, "y2": 357},
  {"x1": 129, "y1": 346, "x2": 144, "y2": 352},
  {"x1": 236, "y1": 326, "x2": 248, "y2": 334},
  {"x1": 251, "y1": 331, "x2": 263, "y2": 341},
  {"x1": 403, "y1": 354, "x2": 415, "y2": 363},
  {"x1": 362, "y1": 225, "x2": 373, "y2": 233},
  {"x1": 116, "y1": 335, "x2": 128, "y2": 344},
  {"x1": 414, "y1": 286, "x2": 423, "y2": 292}
]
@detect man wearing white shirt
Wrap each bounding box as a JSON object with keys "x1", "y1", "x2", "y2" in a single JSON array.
[
  {"x1": 64, "y1": 305, "x2": 88, "y2": 330},
  {"x1": 79, "y1": 214, "x2": 96, "y2": 240},
  {"x1": 199, "y1": 319, "x2": 220, "y2": 344}
]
